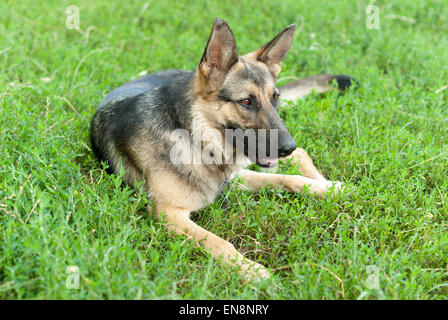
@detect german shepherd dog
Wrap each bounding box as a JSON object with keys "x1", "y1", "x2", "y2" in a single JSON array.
[{"x1": 90, "y1": 18, "x2": 357, "y2": 280}]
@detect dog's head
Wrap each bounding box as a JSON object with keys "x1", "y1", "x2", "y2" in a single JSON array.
[{"x1": 194, "y1": 18, "x2": 296, "y2": 168}]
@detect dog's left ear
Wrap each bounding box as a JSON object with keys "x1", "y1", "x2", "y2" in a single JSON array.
[
  {"x1": 198, "y1": 18, "x2": 238, "y2": 91},
  {"x1": 251, "y1": 24, "x2": 296, "y2": 78}
]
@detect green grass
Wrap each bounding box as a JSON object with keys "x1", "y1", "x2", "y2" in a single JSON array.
[{"x1": 1, "y1": 0, "x2": 447, "y2": 299}]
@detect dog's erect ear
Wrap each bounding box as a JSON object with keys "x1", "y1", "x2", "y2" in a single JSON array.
[
  {"x1": 198, "y1": 18, "x2": 238, "y2": 91},
  {"x1": 252, "y1": 24, "x2": 296, "y2": 78}
]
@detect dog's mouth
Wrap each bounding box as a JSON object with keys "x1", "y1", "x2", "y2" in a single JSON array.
[
  {"x1": 231, "y1": 135, "x2": 280, "y2": 168},
  {"x1": 256, "y1": 157, "x2": 279, "y2": 168},
  {"x1": 242, "y1": 145, "x2": 280, "y2": 168}
]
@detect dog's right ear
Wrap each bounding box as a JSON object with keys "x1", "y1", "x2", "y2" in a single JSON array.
[
  {"x1": 198, "y1": 18, "x2": 238, "y2": 91},
  {"x1": 247, "y1": 24, "x2": 296, "y2": 78}
]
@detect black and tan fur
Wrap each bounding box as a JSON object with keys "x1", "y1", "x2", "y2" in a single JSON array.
[{"x1": 90, "y1": 18, "x2": 357, "y2": 280}]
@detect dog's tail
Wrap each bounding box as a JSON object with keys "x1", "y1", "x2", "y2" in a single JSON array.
[{"x1": 279, "y1": 74, "x2": 360, "y2": 101}]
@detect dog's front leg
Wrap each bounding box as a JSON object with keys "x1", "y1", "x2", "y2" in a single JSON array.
[
  {"x1": 238, "y1": 169, "x2": 342, "y2": 198},
  {"x1": 283, "y1": 148, "x2": 327, "y2": 181},
  {"x1": 156, "y1": 205, "x2": 270, "y2": 280}
]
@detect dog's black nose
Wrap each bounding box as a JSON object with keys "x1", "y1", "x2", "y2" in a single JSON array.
[{"x1": 278, "y1": 142, "x2": 296, "y2": 157}]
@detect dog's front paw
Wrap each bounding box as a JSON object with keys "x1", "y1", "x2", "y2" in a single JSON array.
[
  {"x1": 286, "y1": 176, "x2": 346, "y2": 198},
  {"x1": 240, "y1": 261, "x2": 271, "y2": 281},
  {"x1": 323, "y1": 180, "x2": 346, "y2": 198},
  {"x1": 309, "y1": 180, "x2": 346, "y2": 198}
]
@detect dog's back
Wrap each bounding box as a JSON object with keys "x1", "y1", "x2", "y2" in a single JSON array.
[{"x1": 90, "y1": 69, "x2": 195, "y2": 185}]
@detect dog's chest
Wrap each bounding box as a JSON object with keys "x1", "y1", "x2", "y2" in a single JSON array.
[{"x1": 189, "y1": 163, "x2": 241, "y2": 207}]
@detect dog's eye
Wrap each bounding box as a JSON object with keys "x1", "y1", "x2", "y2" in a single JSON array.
[
  {"x1": 239, "y1": 98, "x2": 251, "y2": 106},
  {"x1": 273, "y1": 92, "x2": 280, "y2": 102}
]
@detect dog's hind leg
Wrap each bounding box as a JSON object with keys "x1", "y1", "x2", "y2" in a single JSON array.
[{"x1": 155, "y1": 204, "x2": 270, "y2": 281}]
